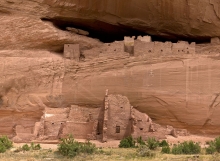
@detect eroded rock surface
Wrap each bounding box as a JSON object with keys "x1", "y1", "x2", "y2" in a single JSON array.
[
  {"x1": 2, "y1": 0, "x2": 220, "y2": 41},
  {"x1": 1, "y1": 1, "x2": 220, "y2": 139}
]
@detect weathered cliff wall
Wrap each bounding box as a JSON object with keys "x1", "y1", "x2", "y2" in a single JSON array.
[
  {"x1": 1, "y1": 0, "x2": 220, "y2": 137},
  {"x1": 1, "y1": 0, "x2": 220, "y2": 42}
]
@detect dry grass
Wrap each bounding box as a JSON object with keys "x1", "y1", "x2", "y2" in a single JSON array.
[{"x1": 0, "y1": 147, "x2": 218, "y2": 161}]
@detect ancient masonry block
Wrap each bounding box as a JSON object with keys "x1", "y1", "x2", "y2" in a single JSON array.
[
  {"x1": 172, "y1": 41, "x2": 195, "y2": 55},
  {"x1": 211, "y1": 37, "x2": 220, "y2": 44},
  {"x1": 137, "y1": 35, "x2": 152, "y2": 42},
  {"x1": 134, "y1": 40, "x2": 154, "y2": 56},
  {"x1": 64, "y1": 44, "x2": 80, "y2": 61},
  {"x1": 102, "y1": 89, "x2": 109, "y2": 142},
  {"x1": 124, "y1": 36, "x2": 135, "y2": 56}
]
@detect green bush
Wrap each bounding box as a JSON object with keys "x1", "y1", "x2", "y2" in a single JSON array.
[
  {"x1": 146, "y1": 137, "x2": 159, "y2": 150},
  {"x1": 0, "y1": 143, "x2": 6, "y2": 153},
  {"x1": 214, "y1": 137, "x2": 220, "y2": 153},
  {"x1": 161, "y1": 146, "x2": 170, "y2": 154},
  {"x1": 119, "y1": 136, "x2": 136, "y2": 148},
  {"x1": 22, "y1": 144, "x2": 30, "y2": 151},
  {"x1": 159, "y1": 140, "x2": 169, "y2": 147},
  {"x1": 205, "y1": 137, "x2": 220, "y2": 154},
  {"x1": 171, "y1": 141, "x2": 201, "y2": 155},
  {"x1": 206, "y1": 141, "x2": 216, "y2": 154},
  {"x1": 171, "y1": 144, "x2": 182, "y2": 155},
  {"x1": 137, "y1": 136, "x2": 146, "y2": 146},
  {"x1": 0, "y1": 136, "x2": 13, "y2": 153},
  {"x1": 31, "y1": 143, "x2": 41, "y2": 150},
  {"x1": 137, "y1": 145, "x2": 155, "y2": 157},
  {"x1": 0, "y1": 136, "x2": 13, "y2": 149},
  {"x1": 79, "y1": 141, "x2": 96, "y2": 154},
  {"x1": 58, "y1": 135, "x2": 97, "y2": 158}
]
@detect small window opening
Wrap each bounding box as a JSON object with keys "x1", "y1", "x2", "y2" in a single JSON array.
[
  {"x1": 120, "y1": 106, "x2": 123, "y2": 109},
  {"x1": 139, "y1": 128, "x2": 143, "y2": 131},
  {"x1": 52, "y1": 122, "x2": 54, "y2": 125},
  {"x1": 96, "y1": 121, "x2": 100, "y2": 135},
  {"x1": 116, "y1": 126, "x2": 120, "y2": 133},
  {"x1": 148, "y1": 50, "x2": 151, "y2": 53}
]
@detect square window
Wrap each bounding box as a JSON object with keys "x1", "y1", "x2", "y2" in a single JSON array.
[{"x1": 116, "y1": 126, "x2": 120, "y2": 133}]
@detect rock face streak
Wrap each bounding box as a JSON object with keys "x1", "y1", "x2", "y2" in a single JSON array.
[{"x1": 1, "y1": 0, "x2": 220, "y2": 137}]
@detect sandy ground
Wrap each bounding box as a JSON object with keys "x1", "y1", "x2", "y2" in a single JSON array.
[{"x1": 13, "y1": 135, "x2": 217, "y2": 150}]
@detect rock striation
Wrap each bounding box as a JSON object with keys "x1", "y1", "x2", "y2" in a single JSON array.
[
  {"x1": 1, "y1": 0, "x2": 220, "y2": 42},
  {"x1": 1, "y1": 1, "x2": 220, "y2": 140}
]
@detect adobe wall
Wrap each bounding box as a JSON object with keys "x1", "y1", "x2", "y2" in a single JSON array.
[
  {"x1": 172, "y1": 41, "x2": 195, "y2": 55},
  {"x1": 106, "y1": 94, "x2": 132, "y2": 140},
  {"x1": 82, "y1": 41, "x2": 124, "y2": 61},
  {"x1": 36, "y1": 105, "x2": 104, "y2": 140},
  {"x1": 62, "y1": 121, "x2": 95, "y2": 139},
  {"x1": 131, "y1": 108, "x2": 151, "y2": 139},
  {"x1": 135, "y1": 39, "x2": 195, "y2": 56},
  {"x1": 211, "y1": 37, "x2": 220, "y2": 44},
  {"x1": 44, "y1": 121, "x2": 65, "y2": 139},
  {"x1": 134, "y1": 40, "x2": 154, "y2": 56},
  {"x1": 124, "y1": 36, "x2": 134, "y2": 56},
  {"x1": 66, "y1": 36, "x2": 196, "y2": 62},
  {"x1": 64, "y1": 44, "x2": 80, "y2": 61}
]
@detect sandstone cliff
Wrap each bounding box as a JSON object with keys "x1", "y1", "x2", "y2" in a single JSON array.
[
  {"x1": 2, "y1": 0, "x2": 220, "y2": 42},
  {"x1": 1, "y1": 0, "x2": 220, "y2": 137}
]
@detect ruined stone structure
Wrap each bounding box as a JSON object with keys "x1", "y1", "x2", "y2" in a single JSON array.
[
  {"x1": 124, "y1": 36, "x2": 135, "y2": 56},
  {"x1": 73, "y1": 36, "x2": 196, "y2": 61},
  {"x1": 211, "y1": 37, "x2": 220, "y2": 44},
  {"x1": 134, "y1": 37, "x2": 195, "y2": 56},
  {"x1": 64, "y1": 44, "x2": 80, "y2": 61},
  {"x1": 137, "y1": 36, "x2": 152, "y2": 42},
  {"x1": 11, "y1": 91, "x2": 187, "y2": 142}
]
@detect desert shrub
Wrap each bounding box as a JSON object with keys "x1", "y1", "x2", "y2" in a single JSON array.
[
  {"x1": 79, "y1": 141, "x2": 96, "y2": 154},
  {"x1": 58, "y1": 135, "x2": 97, "y2": 158},
  {"x1": 146, "y1": 137, "x2": 159, "y2": 150},
  {"x1": 171, "y1": 141, "x2": 201, "y2": 155},
  {"x1": 161, "y1": 146, "x2": 171, "y2": 154},
  {"x1": 22, "y1": 144, "x2": 31, "y2": 151},
  {"x1": 0, "y1": 136, "x2": 13, "y2": 153},
  {"x1": 205, "y1": 137, "x2": 220, "y2": 154},
  {"x1": 171, "y1": 144, "x2": 183, "y2": 155},
  {"x1": 206, "y1": 141, "x2": 216, "y2": 154},
  {"x1": 137, "y1": 145, "x2": 155, "y2": 157},
  {"x1": 136, "y1": 136, "x2": 146, "y2": 146},
  {"x1": 214, "y1": 136, "x2": 220, "y2": 152},
  {"x1": 159, "y1": 140, "x2": 169, "y2": 147},
  {"x1": 119, "y1": 136, "x2": 136, "y2": 148},
  {"x1": 31, "y1": 143, "x2": 41, "y2": 150},
  {"x1": 0, "y1": 136, "x2": 13, "y2": 149},
  {"x1": 0, "y1": 143, "x2": 6, "y2": 153}
]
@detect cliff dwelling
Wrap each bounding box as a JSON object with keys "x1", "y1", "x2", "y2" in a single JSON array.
[
  {"x1": 12, "y1": 90, "x2": 188, "y2": 142},
  {"x1": 3, "y1": 0, "x2": 220, "y2": 145}
]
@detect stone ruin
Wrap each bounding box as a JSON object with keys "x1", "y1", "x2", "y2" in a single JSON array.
[
  {"x1": 211, "y1": 37, "x2": 220, "y2": 44},
  {"x1": 12, "y1": 91, "x2": 189, "y2": 142},
  {"x1": 64, "y1": 44, "x2": 80, "y2": 61},
  {"x1": 65, "y1": 35, "x2": 197, "y2": 61},
  {"x1": 124, "y1": 36, "x2": 135, "y2": 56}
]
